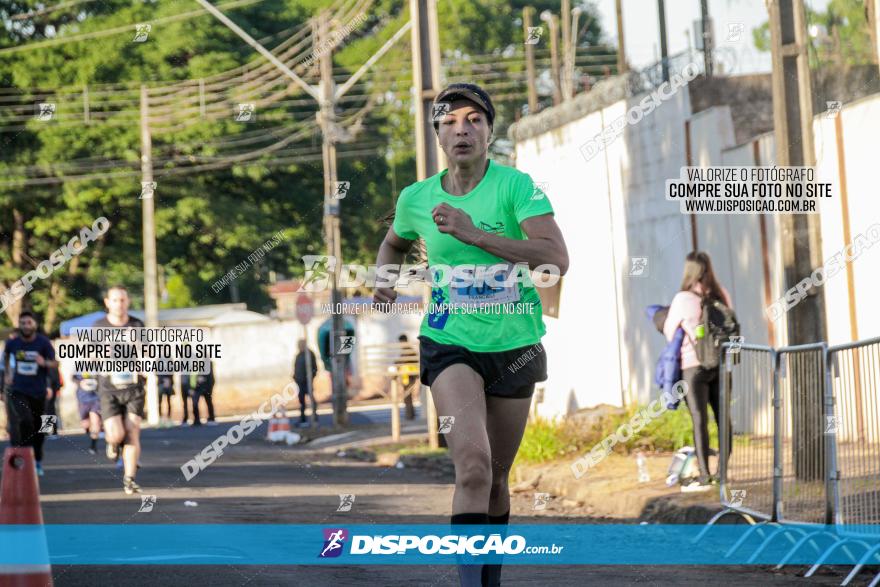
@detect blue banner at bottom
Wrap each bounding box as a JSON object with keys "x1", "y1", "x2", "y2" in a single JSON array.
[{"x1": 1, "y1": 524, "x2": 878, "y2": 565}]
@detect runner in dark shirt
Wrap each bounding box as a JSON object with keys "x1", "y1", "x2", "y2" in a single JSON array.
[
  {"x1": 2, "y1": 312, "x2": 57, "y2": 476},
  {"x1": 93, "y1": 285, "x2": 145, "y2": 494}
]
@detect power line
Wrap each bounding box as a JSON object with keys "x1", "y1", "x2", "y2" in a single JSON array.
[{"x1": 0, "y1": 0, "x2": 277, "y2": 56}]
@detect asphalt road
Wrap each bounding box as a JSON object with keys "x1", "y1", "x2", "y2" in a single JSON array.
[{"x1": 2, "y1": 418, "x2": 853, "y2": 586}]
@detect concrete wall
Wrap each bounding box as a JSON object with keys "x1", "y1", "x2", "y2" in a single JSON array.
[{"x1": 514, "y1": 82, "x2": 880, "y2": 420}]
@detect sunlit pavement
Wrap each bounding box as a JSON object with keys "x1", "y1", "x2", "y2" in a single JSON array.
[{"x1": 6, "y1": 421, "x2": 842, "y2": 586}]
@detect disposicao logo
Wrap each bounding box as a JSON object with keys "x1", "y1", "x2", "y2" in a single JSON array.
[{"x1": 319, "y1": 528, "x2": 348, "y2": 558}]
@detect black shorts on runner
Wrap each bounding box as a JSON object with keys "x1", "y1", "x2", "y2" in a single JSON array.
[
  {"x1": 100, "y1": 387, "x2": 146, "y2": 419},
  {"x1": 418, "y1": 335, "x2": 547, "y2": 399}
]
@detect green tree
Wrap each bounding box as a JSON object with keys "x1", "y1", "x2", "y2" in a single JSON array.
[{"x1": 753, "y1": 0, "x2": 876, "y2": 67}]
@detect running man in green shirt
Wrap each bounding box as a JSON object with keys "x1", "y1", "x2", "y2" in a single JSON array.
[{"x1": 373, "y1": 83, "x2": 569, "y2": 586}]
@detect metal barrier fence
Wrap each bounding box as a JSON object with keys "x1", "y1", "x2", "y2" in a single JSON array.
[
  {"x1": 828, "y1": 336, "x2": 880, "y2": 531},
  {"x1": 702, "y1": 337, "x2": 880, "y2": 584},
  {"x1": 720, "y1": 344, "x2": 777, "y2": 522},
  {"x1": 778, "y1": 343, "x2": 831, "y2": 525}
]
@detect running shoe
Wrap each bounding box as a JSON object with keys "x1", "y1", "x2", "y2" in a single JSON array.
[
  {"x1": 681, "y1": 479, "x2": 713, "y2": 493},
  {"x1": 35, "y1": 462, "x2": 44, "y2": 477},
  {"x1": 106, "y1": 442, "x2": 119, "y2": 461},
  {"x1": 123, "y1": 476, "x2": 142, "y2": 495}
]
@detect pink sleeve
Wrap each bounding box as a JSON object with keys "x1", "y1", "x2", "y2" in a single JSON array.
[{"x1": 663, "y1": 292, "x2": 701, "y2": 342}]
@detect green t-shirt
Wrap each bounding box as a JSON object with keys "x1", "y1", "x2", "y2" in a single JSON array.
[{"x1": 392, "y1": 159, "x2": 554, "y2": 352}]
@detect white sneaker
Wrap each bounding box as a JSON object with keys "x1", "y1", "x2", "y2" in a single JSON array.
[{"x1": 681, "y1": 480, "x2": 713, "y2": 493}]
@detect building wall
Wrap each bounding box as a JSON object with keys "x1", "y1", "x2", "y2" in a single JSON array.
[{"x1": 514, "y1": 85, "x2": 880, "y2": 420}]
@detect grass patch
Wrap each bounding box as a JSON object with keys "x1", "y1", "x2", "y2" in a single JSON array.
[{"x1": 514, "y1": 404, "x2": 720, "y2": 466}]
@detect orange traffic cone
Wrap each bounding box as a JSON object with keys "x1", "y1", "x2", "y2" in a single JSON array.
[
  {"x1": 0, "y1": 447, "x2": 53, "y2": 586},
  {"x1": 266, "y1": 412, "x2": 291, "y2": 442}
]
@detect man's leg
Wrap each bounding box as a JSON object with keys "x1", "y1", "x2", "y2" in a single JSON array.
[
  {"x1": 88, "y1": 410, "x2": 101, "y2": 453},
  {"x1": 297, "y1": 388, "x2": 307, "y2": 423},
  {"x1": 29, "y1": 395, "x2": 47, "y2": 462},
  {"x1": 179, "y1": 387, "x2": 189, "y2": 424},
  {"x1": 103, "y1": 414, "x2": 125, "y2": 448},
  {"x1": 5, "y1": 393, "x2": 29, "y2": 447},
  {"x1": 191, "y1": 390, "x2": 201, "y2": 425},
  {"x1": 205, "y1": 391, "x2": 215, "y2": 422},
  {"x1": 122, "y1": 413, "x2": 141, "y2": 479}
]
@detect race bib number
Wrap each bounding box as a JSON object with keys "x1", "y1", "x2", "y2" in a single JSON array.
[
  {"x1": 448, "y1": 264, "x2": 521, "y2": 308},
  {"x1": 16, "y1": 362, "x2": 38, "y2": 376},
  {"x1": 110, "y1": 372, "x2": 137, "y2": 387}
]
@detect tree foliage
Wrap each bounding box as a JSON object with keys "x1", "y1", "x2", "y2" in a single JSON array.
[{"x1": 0, "y1": 0, "x2": 606, "y2": 334}]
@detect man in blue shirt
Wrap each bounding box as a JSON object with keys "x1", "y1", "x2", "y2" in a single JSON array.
[{"x1": 2, "y1": 312, "x2": 58, "y2": 476}]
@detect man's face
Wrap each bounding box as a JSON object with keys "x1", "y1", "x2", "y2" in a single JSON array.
[
  {"x1": 18, "y1": 316, "x2": 36, "y2": 338},
  {"x1": 436, "y1": 100, "x2": 491, "y2": 166},
  {"x1": 104, "y1": 288, "x2": 130, "y2": 317}
]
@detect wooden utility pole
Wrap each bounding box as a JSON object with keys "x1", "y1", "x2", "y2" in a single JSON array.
[
  {"x1": 872, "y1": 0, "x2": 880, "y2": 67},
  {"x1": 658, "y1": 0, "x2": 669, "y2": 82},
  {"x1": 700, "y1": 0, "x2": 713, "y2": 77},
  {"x1": 523, "y1": 7, "x2": 539, "y2": 112},
  {"x1": 541, "y1": 11, "x2": 562, "y2": 106},
  {"x1": 616, "y1": 0, "x2": 627, "y2": 74},
  {"x1": 196, "y1": 0, "x2": 412, "y2": 427},
  {"x1": 410, "y1": 0, "x2": 444, "y2": 180},
  {"x1": 767, "y1": 0, "x2": 826, "y2": 483},
  {"x1": 139, "y1": 85, "x2": 160, "y2": 426},
  {"x1": 561, "y1": 0, "x2": 572, "y2": 100}
]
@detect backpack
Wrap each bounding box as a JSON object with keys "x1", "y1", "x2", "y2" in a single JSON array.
[{"x1": 694, "y1": 296, "x2": 740, "y2": 369}]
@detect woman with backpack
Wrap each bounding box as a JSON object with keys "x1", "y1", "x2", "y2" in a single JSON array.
[{"x1": 663, "y1": 251, "x2": 736, "y2": 492}]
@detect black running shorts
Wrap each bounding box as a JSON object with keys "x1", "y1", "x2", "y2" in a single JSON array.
[
  {"x1": 418, "y1": 335, "x2": 547, "y2": 399},
  {"x1": 100, "y1": 387, "x2": 146, "y2": 419}
]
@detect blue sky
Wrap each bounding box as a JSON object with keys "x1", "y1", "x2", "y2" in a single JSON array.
[{"x1": 591, "y1": 0, "x2": 833, "y2": 74}]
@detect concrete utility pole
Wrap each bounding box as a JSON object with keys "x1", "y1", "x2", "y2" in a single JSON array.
[
  {"x1": 195, "y1": 0, "x2": 412, "y2": 426},
  {"x1": 140, "y1": 85, "x2": 160, "y2": 426},
  {"x1": 767, "y1": 0, "x2": 827, "y2": 487},
  {"x1": 523, "y1": 6, "x2": 539, "y2": 113},
  {"x1": 410, "y1": 0, "x2": 444, "y2": 448},
  {"x1": 316, "y1": 12, "x2": 348, "y2": 426},
  {"x1": 410, "y1": 0, "x2": 444, "y2": 180},
  {"x1": 616, "y1": 0, "x2": 628, "y2": 74}
]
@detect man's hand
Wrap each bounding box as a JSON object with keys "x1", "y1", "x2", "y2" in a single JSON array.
[
  {"x1": 35, "y1": 355, "x2": 46, "y2": 367},
  {"x1": 372, "y1": 287, "x2": 398, "y2": 313},
  {"x1": 46, "y1": 388, "x2": 54, "y2": 400},
  {"x1": 432, "y1": 203, "x2": 481, "y2": 245}
]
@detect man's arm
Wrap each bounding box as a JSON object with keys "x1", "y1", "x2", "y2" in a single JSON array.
[
  {"x1": 431, "y1": 204, "x2": 569, "y2": 275},
  {"x1": 2, "y1": 349, "x2": 10, "y2": 393}
]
